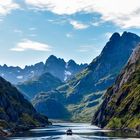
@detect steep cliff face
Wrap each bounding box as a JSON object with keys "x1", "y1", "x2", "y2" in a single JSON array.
[
  {"x1": 0, "y1": 77, "x2": 49, "y2": 129},
  {"x1": 92, "y1": 44, "x2": 140, "y2": 131},
  {"x1": 33, "y1": 32, "x2": 140, "y2": 122}
]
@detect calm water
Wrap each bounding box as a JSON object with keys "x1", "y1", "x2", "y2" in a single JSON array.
[{"x1": 2, "y1": 123, "x2": 140, "y2": 140}]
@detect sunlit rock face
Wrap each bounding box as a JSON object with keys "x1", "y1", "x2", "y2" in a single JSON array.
[{"x1": 92, "y1": 44, "x2": 140, "y2": 130}]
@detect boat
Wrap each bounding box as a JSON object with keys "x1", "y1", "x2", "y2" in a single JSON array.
[{"x1": 66, "y1": 129, "x2": 73, "y2": 135}]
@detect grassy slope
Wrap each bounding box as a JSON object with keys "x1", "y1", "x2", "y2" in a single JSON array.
[{"x1": 106, "y1": 66, "x2": 140, "y2": 129}]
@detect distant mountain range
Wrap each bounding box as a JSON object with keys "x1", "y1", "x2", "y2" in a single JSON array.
[
  {"x1": 0, "y1": 56, "x2": 87, "y2": 84},
  {"x1": 0, "y1": 62, "x2": 44, "y2": 84},
  {"x1": 92, "y1": 44, "x2": 140, "y2": 131},
  {"x1": 32, "y1": 32, "x2": 140, "y2": 121}
]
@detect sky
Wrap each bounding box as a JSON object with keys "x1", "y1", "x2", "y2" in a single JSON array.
[{"x1": 0, "y1": 0, "x2": 140, "y2": 68}]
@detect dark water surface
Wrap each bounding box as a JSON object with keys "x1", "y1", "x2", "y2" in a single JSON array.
[{"x1": 2, "y1": 123, "x2": 140, "y2": 140}]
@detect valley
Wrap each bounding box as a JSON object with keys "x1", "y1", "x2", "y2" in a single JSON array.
[
  {"x1": 0, "y1": 32, "x2": 140, "y2": 139},
  {"x1": 0, "y1": 1, "x2": 140, "y2": 139},
  {"x1": 16, "y1": 31, "x2": 140, "y2": 122}
]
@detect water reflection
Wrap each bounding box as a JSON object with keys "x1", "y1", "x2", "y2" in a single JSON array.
[{"x1": 4, "y1": 123, "x2": 140, "y2": 140}]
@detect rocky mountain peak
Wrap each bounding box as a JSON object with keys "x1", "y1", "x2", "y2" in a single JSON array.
[
  {"x1": 109, "y1": 32, "x2": 121, "y2": 41},
  {"x1": 66, "y1": 60, "x2": 78, "y2": 70},
  {"x1": 121, "y1": 31, "x2": 139, "y2": 39},
  {"x1": 43, "y1": 55, "x2": 87, "y2": 81},
  {"x1": 67, "y1": 60, "x2": 76, "y2": 66},
  {"x1": 45, "y1": 55, "x2": 65, "y2": 65},
  {"x1": 46, "y1": 55, "x2": 58, "y2": 62}
]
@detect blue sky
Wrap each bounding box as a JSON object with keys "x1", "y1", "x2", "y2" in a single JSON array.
[{"x1": 0, "y1": 0, "x2": 140, "y2": 67}]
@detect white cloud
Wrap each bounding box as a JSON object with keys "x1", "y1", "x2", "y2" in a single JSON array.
[
  {"x1": 0, "y1": 0, "x2": 20, "y2": 15},
  {"x1": 70, "y1": 20, "x2": 89, "y2": 30},
  {"x1": 11, "y1": 39, "x2": 51, "y2": 52},
  {"x1": 91, "y1": 22, "x2": 100, "y2": 27},
  {"x1": 25, "y1": 0, "x2": 140, "y2": 29},
  {"x1": 47, "y1": 18, "x2": 67, "y2": 25}
]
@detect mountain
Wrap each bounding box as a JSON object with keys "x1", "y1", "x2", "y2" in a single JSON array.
[
  {"x1": 0, "y1": 76, "x2": 49, "y2": 129},
  {"x1": 17, "y1": 73, "x2": 63, "y2": 99},
  {"x1": 44, "y1": 55, "x2": 66, "y2": 82},
  {"x1": 92, "y1": 44, "x2": 140, "y2": 131},
  {"x1": 32, "y1": 32, "x2": 140, "y2": 122},
  {"x1": 0, "y1": 56, "x2": 87, "y2": 84},
  {"x1": 0, "y1": 62, "x2": 44, "y2": 84},
  {"x1": 44, "y1": 55, "x2": 88, "y2": 81}
]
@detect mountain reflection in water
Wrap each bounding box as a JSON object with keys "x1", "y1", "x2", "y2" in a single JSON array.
[{"x1": 5, "y1": 123, "x2": 140, "y2": 140}]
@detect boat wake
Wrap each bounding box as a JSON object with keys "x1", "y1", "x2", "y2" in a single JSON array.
[{"x1": 60, "y1": 135, "x2": 85, "y2": 140}]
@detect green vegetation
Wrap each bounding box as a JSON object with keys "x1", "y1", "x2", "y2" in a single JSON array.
[
  {"x1": 0, "y1": 120, "x2": 10, "y2": 129},
  {"x1": 92, "y1": 45, "x2": 140, "y2": 131},
  {"x1": 107, "y1": 118, "x2": 123, "y2": 129},
  {"x1": 66, "y1": 91, "x2": 104, "y2": 122},
  {"x1": 0, "y1": 77, "x2": 49, "y2": 129},
  {"x1": 20, "y1": 113, "x2": 40, "y2": 126},
  {"x1": 105, "y1": 72, "x2": 140, "y2": 129}
]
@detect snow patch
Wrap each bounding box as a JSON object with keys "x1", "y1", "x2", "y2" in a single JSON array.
[
  {"x1": 31, "y1": 71, "x2": 34, "y2": 74},
  {"x1": 64, "y1": 70, "x2": 71, "y2": 81},
  {"x1": 65, "y1": 62, "x2": 68, "y2": 69},
  {"x1": 17, "y1": 75, "x2": 23, "y2": 79}
]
